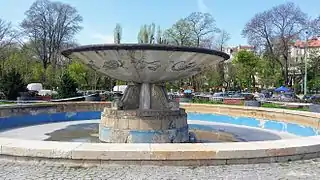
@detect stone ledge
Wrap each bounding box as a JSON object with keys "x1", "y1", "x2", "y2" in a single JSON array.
[
  {"x1": 0, "y1": 136, "x2": 320, "y2": 165},
  {"x1": 181, "y1": 103, "x2": 320, "y2": 129}
]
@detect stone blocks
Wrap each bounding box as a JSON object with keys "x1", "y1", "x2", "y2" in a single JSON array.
[{"x1": 99, "y1": 108, "x2": 189, "y2": 143}]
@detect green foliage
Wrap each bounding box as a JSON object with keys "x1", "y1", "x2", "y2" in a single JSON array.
[
  {"x1": 57, "y1": 72, "x2": 78, "y2": 98},
  {"x1": 30, "y1": 63, "x2": 44, "y2": 82},
  {"x1": 233, "y1": 50, "x2": 259, "y2": 89},
  {"x1": 138, "y1": 23, "x2": 156, "y2": 44},
  {"x1": 0, "y1": 70, "x2": 27, "y2": 100},
  {"x1": 204, "y1": 65, "x2": 224, "y2": 87},
  {"x1": 114, "y1": 24, "x2": 122, "y2": 44},
  {"x1": 309, "y1": 77, "x2": 320, "y2": 92},
  {"x1": 256, "y1": 57, "x2": 283, "y2": 88},
  {"x1": 67, "y1": 61, "x2": 88, "y2": 88},
  {"x1": 307, "y1": 49, "x2": 320, "y2": 92}
]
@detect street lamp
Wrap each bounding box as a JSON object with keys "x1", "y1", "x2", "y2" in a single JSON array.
[{"x1": 304, "y1": 31, "x2": 309, "y2": 95}]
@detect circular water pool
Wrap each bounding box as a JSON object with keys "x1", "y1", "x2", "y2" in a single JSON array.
[
  {"x1": 0, "y1": 114, "x2": 298, "y2": 143},
  {"x1": 0, "y1": 102, "x2": 319, "y2": 166}
]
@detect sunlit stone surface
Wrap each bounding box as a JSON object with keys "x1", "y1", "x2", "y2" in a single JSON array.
[{"x1": 62, "y1": 44, "x2": 229, "y2": 143}]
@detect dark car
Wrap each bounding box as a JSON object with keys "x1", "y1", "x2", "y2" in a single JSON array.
[
  {"x1": 279, "y1": 92, "x2": 300, "y2": 102},
  {"x1": 302, "y1": 94, "x2": 312, "y2": 101},
  {"x1": 310, "y1": 94, "x2": 320, "y2": 103}
]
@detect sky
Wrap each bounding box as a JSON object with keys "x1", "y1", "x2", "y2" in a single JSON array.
[{"x1": 1, "y1": 0, "x2": 319, "y2": 46}]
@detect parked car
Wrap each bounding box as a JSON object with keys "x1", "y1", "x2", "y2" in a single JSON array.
[
  {"x1": 210, "y1": 92, "x2": 228, "y2": 101},
  {"x1": 279, "y1": 92, "x2": 300, "y2": 102},
  {"x1": 310, "y1": 94, "x2": 320, "y2": 103},
  {"x1": 0, "y1": 92, "x2": 5, "y2": 100},
  {"x1": 302, "y1": 94, "x2": 312, "y2": 100}
]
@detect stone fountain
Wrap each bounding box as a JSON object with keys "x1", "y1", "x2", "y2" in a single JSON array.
[{"x1": 62, "y1": 44, "x2": 229, "y2": 143}]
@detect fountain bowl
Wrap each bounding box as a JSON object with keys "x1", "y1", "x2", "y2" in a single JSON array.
[{"x1": 61, "y1": 44, "x2": 230, "y2": 83}]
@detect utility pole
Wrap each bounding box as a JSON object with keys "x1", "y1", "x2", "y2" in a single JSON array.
[{"x1": 304, "y1": 31, "x2": 309, "y2": 95}]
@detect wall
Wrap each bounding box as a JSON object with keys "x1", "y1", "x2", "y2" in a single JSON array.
[{"x1": 0, "y1": 102, "x2": 319, "y2": 137}]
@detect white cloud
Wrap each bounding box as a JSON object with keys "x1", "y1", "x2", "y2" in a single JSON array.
[
  {"x1": 197, "y1": 0, "x2": 209, "y2": 13},
  {"x1": 91, "y1": 33, "x2": 114, "y2": 44}
]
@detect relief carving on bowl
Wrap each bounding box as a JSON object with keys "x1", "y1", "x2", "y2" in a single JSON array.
[
  {"x1": 171, "y1": 61, "x2": 197, "y2": 71},
  {"x1": 80, "y1": 53, "x2": 100, "y2": 70},
  {"x1": 102, "y1": 59, "x2": 124, "y2": 70},
  {"x1": 127, "y1": 50, "x2": 161, "y2": 71}
]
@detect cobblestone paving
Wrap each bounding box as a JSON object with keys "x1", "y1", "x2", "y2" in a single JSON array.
[{"x1": 0, "y1": 158, "x2": 320, "y2": 180}]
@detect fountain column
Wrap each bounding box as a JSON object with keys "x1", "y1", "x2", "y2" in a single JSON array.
[
  {"x1": 99, "y1": 83, "x2": 189, "y2": 143},
  {"x1": 139, "y1": 83, "x2": 151, "y2": 109}
]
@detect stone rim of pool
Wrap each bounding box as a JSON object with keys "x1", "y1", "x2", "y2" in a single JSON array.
[{"x1": 0, "y1": 102, "x2": 319, "y2": 166}]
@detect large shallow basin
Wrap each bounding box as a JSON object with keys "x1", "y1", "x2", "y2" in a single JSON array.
[
  {"x1": 61, "y1": 44, "x2": 229, "y2": 83},
  {"x1": 0, "y1": 102, "x2": 320, "y2": 166}
]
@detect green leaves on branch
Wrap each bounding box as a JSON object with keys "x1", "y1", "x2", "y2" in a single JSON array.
[
  {"x1": 57, "y1": 72, "x2": 78, "y2": 98},
  {"x1": 0, "y1": 70, "x2": 27, "y2": 100}
]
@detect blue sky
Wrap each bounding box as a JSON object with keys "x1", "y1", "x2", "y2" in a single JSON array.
[{"x1": 1, "y1": 0, "x2": 319, "y2": 46}]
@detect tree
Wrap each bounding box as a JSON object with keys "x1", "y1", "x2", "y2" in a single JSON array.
[
  {"x1": 310, "y1": 16, "x2": 320, "y2": 35},
  {"x1": 57, "y1": 72, "x2": 78, "y2": 98},
  {"x1": 0, "y1": 19, "x2": 15, "y2": 49},
  {"x1": 257, "y1": 56, "x2": 283, "y2": 88},
  {"x1": 214, "y1": 29, "x2": 230, "y2": 86},
  {"x1": 0, "y1": 19, "x2": 19, "y2": 77},
  {"x1": 186, "y1": 12, "x2": 219, "y2": 47},
  {"x1": 186, "y1": 12, "x2": 219, "y2": 91},
  {"x1": 307, "y1": 49, "x2": 320, "y2": 93},
  {"x1": 67, "y1": 60, "x2": 90, "y2": 89},
  {"x1": 224, "y1": 62, "x2": 237, "y2": 89},
  {"x1": 3, "y1": 45, "x2": 37, "y2": 83},
  {"x1": 164, "y1": 19, "x2": 193, "y2": 46},
  {"x1": 233, "y1": 50, "x2": 260, "y2": 89},
  {"x1": 0, "y1": 70, "x2": 27, "y2": 100},
  {"x1": 242, "y1": 2, "x2": 308, "y2": 85},
  {"x1": 138, "y1": 23, "x2": 155, "y2": 44},
  {"x1": 114, "y1": 23, "x2": 122, "y2": 44},
  {"x1": 21, "y1": 0, "x2": 83, "y2": 71},
  {"x1": 155, "y1": 26, "x2": 167, "y2": 44},
  {"x1": 215, "y1": 29, "x2": 230, "y2": 51}
]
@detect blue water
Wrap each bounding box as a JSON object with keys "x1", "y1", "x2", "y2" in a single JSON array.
[
  {"x1": 187, "y1": 112, "x2": 318, "y2": 136},
  {"x1": 0, "y1": 111, "x2": 318, "y2": 136}
]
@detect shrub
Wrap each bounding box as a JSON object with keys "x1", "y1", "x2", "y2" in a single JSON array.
[
  {"x1": 57, "y1": 72, "x2": 78, "y2": 98},
  {"x1": 0, "y1": 70, "x2": 27, "y2": 100}
]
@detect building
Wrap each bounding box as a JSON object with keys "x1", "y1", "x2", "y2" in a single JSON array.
[
  {"x1": 223, "y1": 45, "x2": 255, "y2": 62},
  {"x1": 222, "y1": 45, "x2": 255, "y2": 88},
  {"x1": 288, "y1": 36, "x2": 320, "y2": 86},
  {"x1": 290, "y1": 36, "x2": 320, "y2": 61}
]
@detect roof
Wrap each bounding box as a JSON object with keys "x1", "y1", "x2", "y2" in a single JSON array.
[
  {"x1": 294, "y1": 37, "x2": 320, "y2": 48},
  {"x1": 239, "y1": 45, "x2": 255, "y2": 49}
]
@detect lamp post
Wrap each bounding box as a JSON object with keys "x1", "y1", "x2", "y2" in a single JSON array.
[{"x1": 304, "y1": 31, "x2": 309, "y2": 95}]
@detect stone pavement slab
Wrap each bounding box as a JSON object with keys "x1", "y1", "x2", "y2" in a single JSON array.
[{"x1": 0, "y1": 158, "x2": 319, "y2": 180}]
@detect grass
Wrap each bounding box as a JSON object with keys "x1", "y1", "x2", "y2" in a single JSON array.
[
  {"x1": 192, "y1": 98, "x2": 224, "y2": 104},
  {"x1": 0, "y1": 101, "x2": 15, "y2": 105},
  {"x1": 261, "y1": 102, "x2": 309, "y2": 111}
]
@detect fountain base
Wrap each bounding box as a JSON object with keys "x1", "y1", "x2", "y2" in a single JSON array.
[{"x1": 99, "y1": 108, "x2": 189, "y2": 143}]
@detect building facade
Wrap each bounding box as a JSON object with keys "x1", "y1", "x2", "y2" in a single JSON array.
[{"x1": 288, "y1": 36, "x2": 320, "y2": 86}]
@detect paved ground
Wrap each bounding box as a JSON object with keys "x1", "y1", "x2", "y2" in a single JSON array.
[{"x1": 0, "y1": 158, "x2": 319, "y2": 180}]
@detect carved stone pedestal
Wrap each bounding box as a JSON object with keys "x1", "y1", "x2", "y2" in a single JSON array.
[
  {"x1": 99, "y1": 82, "x2": 188, "y2": 143},
  {"x1": 114, "y1": 83, "x2": 179, "y2": 111},
  {"x1": 99, "y1": 108, "x2": 189, "y2": 143}
]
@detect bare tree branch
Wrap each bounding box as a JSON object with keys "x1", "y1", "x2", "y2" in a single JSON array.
[
  {"x1": 20, "y1": 0, "x2": 83, "y2": 70},
  {"x1": 242, "y1": 2, "x2": 308, "y2": 85},
  {"x1": 214, "y1": 29, "x2": 230, "y2": 51}
]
